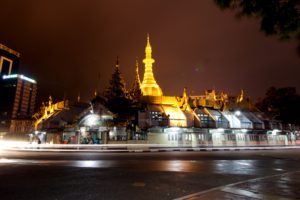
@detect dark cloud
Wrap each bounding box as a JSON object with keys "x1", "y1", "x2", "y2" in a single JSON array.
[{"x1": 0, "y1": 0, "x2": 299, "y2": 104}]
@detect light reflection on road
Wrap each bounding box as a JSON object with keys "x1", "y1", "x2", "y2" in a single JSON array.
[
  {"x1": 213, "y1": 160, "x2": 257, "y2": 175},
  {"x1": 0, "y1": 157, "x2": 264, "y2": 175},
  {"x1": 0, "y1": 158, "x2": 203, "y2": 172}
]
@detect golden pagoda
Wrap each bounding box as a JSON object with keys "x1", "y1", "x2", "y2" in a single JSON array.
[{"x1": 140, "y1": 35, "x2": 163, "y2": 96}]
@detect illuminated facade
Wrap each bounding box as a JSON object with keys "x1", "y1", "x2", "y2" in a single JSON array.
[
  {"x1": 137, "y1": 42, "x2": 263, "y2": 131},
  {"x1": 34, "y1": 97, "x2": 68, "y2": 130},
  {"x1": 140, "y1": 35, "x2": 163, "y2": 96},
  {"x1": 34, "y1": 97, "x2": 115, "y2": 144},
  {"x1": 0, "y1": 74, "x2": 37, "y2": 134},
  {"x1": 135, "y1": 36, "x2": 299, "y2": 146},
  {"x1": 0, "y1": 44, "x2": 37, "y2": 136},
  {"x1": 31, "y1": 36, "x2": 299, "y2": 145}
]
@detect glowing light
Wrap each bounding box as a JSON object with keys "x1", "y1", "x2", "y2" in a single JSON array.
[
  {"x1": 0, "y1": 158, "x2": 19, "y2": 164},
  {"x1": 20, "y1": 75, "x2": 36, "y2": 83},
  {"x1": 272, "y1": 129, "x2": 280, "y2": 135},
  {"x1": 235, "y1": 110, "x2": 241, "y2": 116},
  {"x1": 83, "y1": 114, "x2": 100, "y2": 126},
  {"x1": 2, "y1": 74, "x2": 36, "y2": 83},
  {"x1": 217, "y1": 128, "x2": 224, "y2": 132},
  {"x1": 241, "y1": 129, "x2": 248, "y2": 133},
  {"x1": 3, "y1": 74, "x2": 17, "y2": 79},
  {"x1": 223, "y1": 112, "x2": 241, "y2": 128},
  {"x1": 101, "y1": 115, "x2": 113, "y2": 120},
  {"x1": 80, "y1": 127, "x2": 86, "y2": 132},
  {"x1": 162, "y1": 105, "x2": 186, "y2": 127},
  {"x1": 167, "y1": 127, "x2": 181, "y2": 132},
  {"x1": 0, "y1": 140, "x2": 30, "y2": 150}
]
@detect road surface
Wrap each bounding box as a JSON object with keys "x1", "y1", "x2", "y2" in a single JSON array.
[{"x1": 0, "y1": 149, "x2": 300, "y2": 199}]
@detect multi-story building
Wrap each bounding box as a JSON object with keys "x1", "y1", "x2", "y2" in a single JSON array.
[
  {"x1": 0, "y1": 43, "x2": 20, "y2": 77},
  {"x1": 0, "y1": 43, "x2": 37, "y2": 137}
]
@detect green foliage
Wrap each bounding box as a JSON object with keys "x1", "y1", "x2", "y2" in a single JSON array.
[
  {"x1": 215, "y1": 0, "x2": 300, "y2": 56},
  {"x1": 256, "y1": 87, "x2": 300, "y2": 125}
]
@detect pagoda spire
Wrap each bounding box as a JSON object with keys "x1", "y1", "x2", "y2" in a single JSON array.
[
  {"x1": 140, "y1": 34, "x2": 163, "y2": 96},
  {"x1": 128, "y1": 58, "x2": 142, "y2": 102},
  {"x1": 135, "y1": 58, "x2": 141, "y2": 86},
  {"x1": 116, "y1": 56, "x2": 120, "y2": 67},
  {"x1": 77, "y1": 92, "x2": 81, "y2": 102}
]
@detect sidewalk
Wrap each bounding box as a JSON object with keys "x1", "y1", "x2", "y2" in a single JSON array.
[{"x1": 176, "y1": 171, "x2": 300, "y2": 200}]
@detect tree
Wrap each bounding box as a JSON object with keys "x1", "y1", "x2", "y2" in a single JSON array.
[
  {"x1": 256, "y1": 86, "x2": 300, "y2": 125},
  {"x1": 104, "y1": 57, "x2": 127, "y2": 100},
  {"x1": 215, "y1": 0, "x2": 300, "y2": 56},
  {"x1": 103, "y1": 57, "x2": 134, "y2": 120}
]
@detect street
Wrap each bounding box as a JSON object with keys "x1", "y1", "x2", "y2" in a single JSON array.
[{"x1": 0, "y1": 149, "x2": 300, "y2": 199}]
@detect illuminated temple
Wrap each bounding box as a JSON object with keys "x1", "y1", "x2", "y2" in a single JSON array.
[
  {"x1": 138, "y1": 36, "x2": 257, "y2": 129},
  {"x1": 32, "y1": 36, "x2": 299, "y2": 145},
  {"x1": 135, "y1": 36, "x2": 299, "y2": 145}
]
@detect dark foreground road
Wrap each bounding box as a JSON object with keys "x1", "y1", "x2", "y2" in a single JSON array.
[{"x1": 0, "y1": 149, "x2": 300, "y2": 199}]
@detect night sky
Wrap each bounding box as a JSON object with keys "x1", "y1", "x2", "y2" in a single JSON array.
[{"x1": 1, "y1": 0, "x2": 299, "y2": 105}]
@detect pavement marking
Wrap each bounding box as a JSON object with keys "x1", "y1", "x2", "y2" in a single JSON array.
[
  {"x1": 221, "y1": 186, "x2": 291, "y2": 200},
  {"x1": 174, "y1": 170, "x2": 300, "y2": 200}
]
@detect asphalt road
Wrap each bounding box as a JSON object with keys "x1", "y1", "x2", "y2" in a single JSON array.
[{"x1": 0, "y1": 149, "x2": 300, "y2": 200}]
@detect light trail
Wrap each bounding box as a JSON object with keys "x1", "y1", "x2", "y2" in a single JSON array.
[{"x1": 1, "y1": 140, "x2": 300, "y2": 152}]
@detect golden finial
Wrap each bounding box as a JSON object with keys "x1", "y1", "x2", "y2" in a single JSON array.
[
  {"x1": 135, "y1": 57, "x2": 139, "y2": 71},
  {"x1": 183, "y1": 87, "x2": 187, "y2": 97},
  {"x1": 77, "y1": 93, "x2": 80, "y2": 102},
  {"x1": 146, "y1": 34, "x2": 152, "y2": 51},
  {"x1": 238, "y1": 89, "x2": 244, "y2": 102},
  {"x1": 135, "y1": 57, "x2": 141, "y2": 86},
  {"x1": 49, "y1": 95, "x2": 52, "y2": 106}
]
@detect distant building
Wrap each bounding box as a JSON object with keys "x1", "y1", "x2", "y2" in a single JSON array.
[
  {"x1": 0, "y1": 43, "x2": 37, "y2": 138},
  {"x1": 0, "y1": 44, "x2": 20, "y2": 76}
]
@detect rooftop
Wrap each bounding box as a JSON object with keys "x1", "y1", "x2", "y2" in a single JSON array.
[{"x1": 0, "y1": 43, "x2": 21, "y2": 57}]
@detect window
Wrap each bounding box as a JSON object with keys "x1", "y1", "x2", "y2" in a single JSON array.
[
  {"x1": 168, "y1": 133, "x2": 178, "y2": 141},
  {"x1": 185, "y1": 134, "x2": 192, "y2": 141}
]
